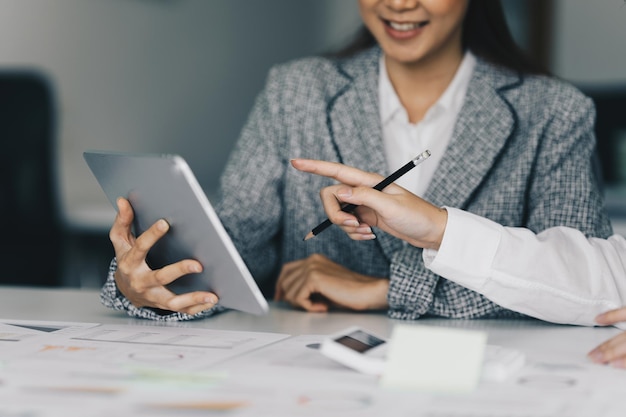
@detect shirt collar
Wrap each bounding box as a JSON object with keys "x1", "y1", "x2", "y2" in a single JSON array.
[
  {"x1": 379, "y1": 51, "x2": 477, "y2": 125},
  {"x1": 379, "y1": 56, "x2": 403, "y2": 125}
]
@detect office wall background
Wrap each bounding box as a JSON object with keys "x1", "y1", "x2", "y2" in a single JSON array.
[
  {"x1": 552, "y1": 0, "x2": 626, "y2": 84},
  {"x1": 550, "y1": 0, "x2": 626, "y2": 236},
  {"x1": 0, "y1": 0, "x2": 362, "y2": 232}
]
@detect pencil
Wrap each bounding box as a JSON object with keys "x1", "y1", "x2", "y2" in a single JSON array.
[{"x1": 303, "y1": 150, "x2": 431, "y2": 241}]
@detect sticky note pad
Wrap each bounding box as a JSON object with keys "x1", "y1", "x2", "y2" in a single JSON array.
[{"x1": 380, "y1": 324, "x2": 487, "y2": 393}]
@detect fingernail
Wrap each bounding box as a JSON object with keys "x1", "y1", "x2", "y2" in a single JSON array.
[
  {"x1": 588, "y1": 350, "x2": 604, "y2": 363},
  {"x1": 204, "y1": 296, "x2": 217, "y2": 304},
  {"x1": 190, "y1": 264, "x2": 202, "y2": 273},
  {"x1": 361, "y1": 234, "x2": 376, "y2": 240},
  {"x1": 343, "y1": 219, "x2": 360, "y2": 227},
  {"x1": 157, "y1": 219, "x2": 169, "y2": 231},
  {"x1": 356, "y1": 226, "x2": 372, "y2": 234},
  {"x1": 610, "y1": 360, "x2": 626, "y2": 369},
  {"x1": 337, "y1": 187, "x2": 353, "y2": 198}
]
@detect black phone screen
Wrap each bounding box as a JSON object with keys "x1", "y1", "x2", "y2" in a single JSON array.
[{"x1": 334, "y1": 330, "x2": 385, "y2": 353}]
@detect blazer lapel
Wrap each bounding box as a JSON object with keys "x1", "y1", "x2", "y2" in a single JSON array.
[
  {"x1": 327, "y1": 48, "x2": 388, "y2": 176},
  {"x1": 326, "y1": 48, "x2": 404, "y2": 258},
  {"x1": 424, "y1": 60, "x2": 519, "y2": 210}
]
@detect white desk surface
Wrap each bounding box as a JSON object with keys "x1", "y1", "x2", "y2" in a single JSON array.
[{"x1": 1, "y1": 286, "x2": 625, "y2": 416}]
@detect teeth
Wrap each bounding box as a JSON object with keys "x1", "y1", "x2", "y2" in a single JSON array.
[{"x1": 389, "y1": 21, "x2": 423, "y2": 31}]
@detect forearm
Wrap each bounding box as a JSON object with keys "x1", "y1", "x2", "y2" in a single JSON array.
[{"x1": 424, "y1": 208, "x2": 626, "y2": 327}]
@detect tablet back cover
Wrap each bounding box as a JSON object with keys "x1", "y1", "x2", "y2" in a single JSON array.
[{"x1": 84, "y1": 151, "x2": 268, "y2": 315}]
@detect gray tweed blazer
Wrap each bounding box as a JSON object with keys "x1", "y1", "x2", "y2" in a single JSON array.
[{"x1": 101, "y1": 46, "x2": 613, "y2": 321}]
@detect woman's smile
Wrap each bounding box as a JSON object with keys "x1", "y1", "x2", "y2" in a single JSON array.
[
  {"x1": 359, "y1": 0, "x2": 467, "y2": 66},
  {"x1": 382, "y1": 18, "x2": 429, "y2": 40}
]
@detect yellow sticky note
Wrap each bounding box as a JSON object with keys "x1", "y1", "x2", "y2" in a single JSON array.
[{"x1": 380, "y1": 324, "x2": 487, "y2": 393}]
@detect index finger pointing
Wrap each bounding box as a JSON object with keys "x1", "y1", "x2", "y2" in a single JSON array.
[{"x1": 291, "y1": 159, "x2": 383, "y2": 188}]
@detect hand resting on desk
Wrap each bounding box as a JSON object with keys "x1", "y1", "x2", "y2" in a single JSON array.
[
  {"x1": 109, "y1": 197, "x2": 218, "y2": 315},
  {"x1": 274, "y1": 253, "x2": 389, "y2": 313}
]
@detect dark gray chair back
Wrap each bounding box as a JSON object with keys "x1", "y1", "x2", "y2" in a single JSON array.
[{"x1": 0, "y1": 70, "x2": 62, "y2": 286}]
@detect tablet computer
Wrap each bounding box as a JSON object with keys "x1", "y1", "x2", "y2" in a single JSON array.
[{"x1": 83, "y1": 150, "x2": 269, "y2": 315}]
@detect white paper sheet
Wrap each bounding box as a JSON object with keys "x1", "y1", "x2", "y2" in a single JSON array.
[{"x1": 2, "y1": 320, "x2": 626, "y2": 417}]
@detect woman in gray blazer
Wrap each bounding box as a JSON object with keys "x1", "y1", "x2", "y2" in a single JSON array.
[{"x1": 103, "y1": 0, "x2": 612, "y2": 321}]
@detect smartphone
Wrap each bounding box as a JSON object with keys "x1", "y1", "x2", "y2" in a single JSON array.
[
  {"x1": 319, "y1": 326, "x2": 526, "y2": 381},
  {"x1": 319, "y1": 326, "x2": 388, "y2": 376}
]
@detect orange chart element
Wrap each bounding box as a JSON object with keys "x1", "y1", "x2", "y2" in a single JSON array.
[{"x1": 145, "y1": 401, "x2": 249, "y2": 411}]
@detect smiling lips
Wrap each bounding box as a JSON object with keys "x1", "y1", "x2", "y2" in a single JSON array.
[{"x1": 383, "y1": 19, "x2": 429, "y2": 40}]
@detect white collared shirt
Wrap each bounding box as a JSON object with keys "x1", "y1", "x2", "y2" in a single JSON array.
[{"x1": 379, "y1": 51, "x2": 476, "y2": 196}]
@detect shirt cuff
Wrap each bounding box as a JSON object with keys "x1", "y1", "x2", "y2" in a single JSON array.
[{"x1": 422, "y1": 207, "x2": 503, "y2": 291}]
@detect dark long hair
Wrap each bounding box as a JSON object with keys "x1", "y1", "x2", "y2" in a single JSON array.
[{"x1": 333, "y1": 0, "x2": 547, "y2": 75}]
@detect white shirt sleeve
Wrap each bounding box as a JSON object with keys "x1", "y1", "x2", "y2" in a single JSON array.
[{"x1": 423, "y1": 207, "x2": 626, "y2": 327}]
